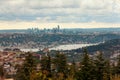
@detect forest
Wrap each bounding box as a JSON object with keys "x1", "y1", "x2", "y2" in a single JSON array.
[{"x1": 0, "y1": 49, "x2": 119, "y2": 80}]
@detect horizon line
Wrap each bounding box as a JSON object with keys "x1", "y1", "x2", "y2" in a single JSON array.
[{"x1": 0, "y1": 27, "x2": 120, "y2": 30}]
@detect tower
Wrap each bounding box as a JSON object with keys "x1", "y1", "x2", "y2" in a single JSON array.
[{"x1": 57, "y1": 25, "x2": 60, "y2": 32}]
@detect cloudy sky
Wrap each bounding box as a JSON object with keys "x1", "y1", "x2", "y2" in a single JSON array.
[{"x1": 0, "y1": 0, "x2": 120, "y2": 29}]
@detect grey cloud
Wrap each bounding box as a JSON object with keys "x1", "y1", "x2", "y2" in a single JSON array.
[{"x1": 0, "y1": 0, "x2": 120, "y2": 23}]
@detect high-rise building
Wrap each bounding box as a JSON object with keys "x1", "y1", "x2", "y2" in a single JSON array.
[{"x1": 57, "y1": 25, "x2": 60, "y2": 32}]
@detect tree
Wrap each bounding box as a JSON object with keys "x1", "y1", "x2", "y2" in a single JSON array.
[
  {"x1": 15, "y1": 52, "x2": 36, "y2": 80},
  {"x1": 76, "y1": 49, "x2": 96, "y2": 80},
  {"x1": 41, "y1": 52, "x2": 51, "y2": 72},
  {"x1": 115, "y1": 55, "x2": 120, "y2": 75},
  {"x1": 67, "y1": 58, "x2": 76, "y2": 80},
  {"x1": 53, "y1": 52, "x2": 67, "y2": 80},
  {"x1": 54, "y1": 52, "x2": 67, "y2": 73},
  {"x1": 0, "y1": 65, "x2": 5, "y2": 80},
  {"x1": 40, "y1": 52, "x2": 52, "y2": 80},
  {"x1": 94, "y1": 51, "x2": 110, "y2": 80}
]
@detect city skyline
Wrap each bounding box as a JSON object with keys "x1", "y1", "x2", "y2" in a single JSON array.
[{"x1": 0, "y1": 0, "x2": 120, "y2": 29}]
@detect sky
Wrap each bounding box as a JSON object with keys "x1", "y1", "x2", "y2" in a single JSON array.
[{"x1": 0, "y1": 0, "x2": 120, "y2": 29}]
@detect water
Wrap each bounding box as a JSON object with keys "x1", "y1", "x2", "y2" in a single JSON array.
[
  {"x1": 0, "y1": 43, "x2": 99, "y2": 52},
  {"x1": 49, "y1": 43, "x2": 98, "y2": 50},
  {"x1": 21, "y1": 48, "x2": 39, "y2": 52},
  {"x1": 20, "y1": 43, "x2": 98, "y2": 52}
]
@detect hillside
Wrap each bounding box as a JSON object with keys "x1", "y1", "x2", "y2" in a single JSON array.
[
  {"x1": 71, "y1": 39, "x2": 120, "y2": 57},
  {"x1": 0, "y1": 33, "x2": 120, "y2": 48}
]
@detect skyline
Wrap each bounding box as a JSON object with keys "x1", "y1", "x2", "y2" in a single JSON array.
[
  {"x1": 0, "y1": 0, "x2": 120, "y2": 29},
  {"x1": 0, "y1": 21, "x2": 120, "y2": 30}
]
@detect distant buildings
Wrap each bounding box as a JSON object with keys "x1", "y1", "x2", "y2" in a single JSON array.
[{"x1": 27, "y1": 25, "x2": 61, "y2": 34}]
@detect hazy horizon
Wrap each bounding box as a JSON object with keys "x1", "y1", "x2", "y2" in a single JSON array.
[{"x1": 0, "y1": 0, "x2": 120, "y2": 30}]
